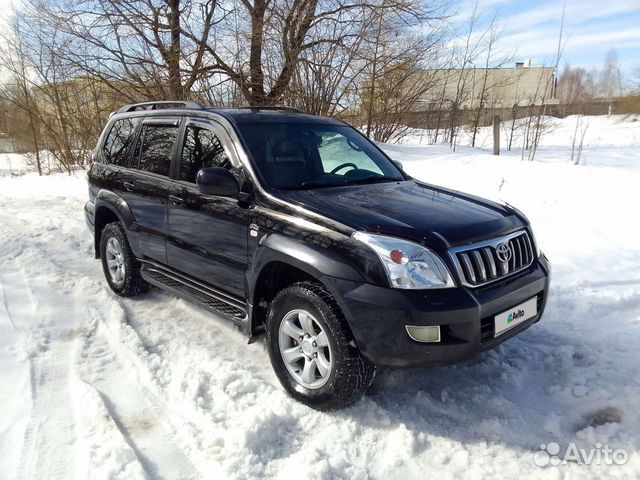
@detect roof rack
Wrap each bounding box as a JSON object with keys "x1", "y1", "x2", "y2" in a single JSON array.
[
  {"x1": 117, "y1": 101, "x2": 204, "y2": 113},
  {"x1": 236, "y1": 105, "x2": 303, "y2": 113}
]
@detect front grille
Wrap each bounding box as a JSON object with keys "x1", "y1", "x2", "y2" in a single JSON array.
[{"x1": 452, "y1": 231, "x2": 534, "y2": 287}]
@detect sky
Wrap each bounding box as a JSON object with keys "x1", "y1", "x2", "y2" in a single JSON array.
[{"x1": 455, "y1": 0, "x2": 640, "y2": 75}]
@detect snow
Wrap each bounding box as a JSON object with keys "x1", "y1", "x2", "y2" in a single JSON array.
[{"x1": 1, "y1": 115, "x2": 640, "y2": 479}]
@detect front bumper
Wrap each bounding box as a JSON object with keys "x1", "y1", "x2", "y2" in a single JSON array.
[{"x1": 322, "y1": 255, "x2": 550, "y2": 367}]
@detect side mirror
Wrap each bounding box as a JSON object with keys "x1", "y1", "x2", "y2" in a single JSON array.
[
  {"x1": 196, "y1": 167, "x2": 239, "y2": 197},
  {"x1": 392, "y1": 160, "x2": 404, "y2": 171}
]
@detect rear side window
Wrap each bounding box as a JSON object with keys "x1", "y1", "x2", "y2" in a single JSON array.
[
  {"x1": 135, "y1": 125, "x2": 178, "y2": 176},
  {"x1": 102, "y1": 117, "x2": 140, "y2": 166},
  {"x1": 180, "y1": 125, "x2": 232, "y2": 183}
]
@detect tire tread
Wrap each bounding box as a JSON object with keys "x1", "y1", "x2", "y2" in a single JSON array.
[{"x1": 267, "y1": 281, "x2": 375, "y2": 411}]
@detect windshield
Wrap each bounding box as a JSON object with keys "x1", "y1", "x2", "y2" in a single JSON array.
[{"x1": 236, "y1": 123, "x2": 405, "y2": 189}]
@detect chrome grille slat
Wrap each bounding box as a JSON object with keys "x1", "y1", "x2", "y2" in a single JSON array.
[
  {"x1": 508, "y1": 239, "x2": 516, "y2": 271},
  {"x1": 512, "y1": 237, "x2": 522, "y2": 269},
  {"x1": 482, "y1": 247, "x2": 497, "y2": 278},
  {"x1": 451, "y1": 231, "x2": 535, "y2": 288},
  {"x1": 523, "y1": 234, "x2": 533, "y2": 264},
  {"x1": 517, "y1": 236, "x2": 525, "y2": 267},
  {"x1": 459, "y1": 253, "x2": 476, "y2": 283},
  {"x1": 499, "y1": 258, "x2": 509, "y2": 276},
  {"x1": 471, "y1": 250, "x2": 487, "y2": 282}
]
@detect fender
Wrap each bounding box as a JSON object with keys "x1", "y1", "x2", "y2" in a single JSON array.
[
  {"x1": 95, "y1": 189, "x2": 136, "y2": 226},
  {"x1": 247, "y1": 231, "x2": 387, "y2": 304},
  {"x1": 252, "y1": 232, "x2": 364, "y2": 281},
  {"x1": 245, "y1": 232, "x2": 377, "y2": 339},
  {"x1": 93, "y1": 190, "x2": 140, "y2": 257}
]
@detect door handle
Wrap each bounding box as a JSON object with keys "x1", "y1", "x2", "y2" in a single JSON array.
[
  {"x1": 169, "y1": 195, "x2": 184, "y2": 206},
  {"x1": 123, "y1": 181, "x2": 135, "y2": 191}
]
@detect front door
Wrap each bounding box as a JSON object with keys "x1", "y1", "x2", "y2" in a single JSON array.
[{"x1": 166, "y1": 119, "x2": 249, "y2": 297}]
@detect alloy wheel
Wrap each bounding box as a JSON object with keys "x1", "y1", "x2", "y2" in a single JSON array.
[{"x1": 278, "y1": 309, "x2": 333, "y2": 389}]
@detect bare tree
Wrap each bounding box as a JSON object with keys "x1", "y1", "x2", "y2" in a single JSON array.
[
  {"x1": 557, "y1": 64, "x2": 595, "y2": 109},
  {"x1": 0, "y1": 24, "x2": 44, "y2": 174},
  {"x1": 570, "y1": 114, "x2": 589, "y2": 165},
  {"x1": 599, "y1": 49, "x2": 622, "y2": 115},
  {"x1": 31, "y1": 0, "x2": 219, "y2": 101},
  {"x1": 469, "y1": 19, "x2": 512, "y2": 147},
  {"x1": 521, "y1": 4, "x2": 565, "y2": 162},
  {"x1": 356, "y1": 1, "x2": 447, "y2": 142}
]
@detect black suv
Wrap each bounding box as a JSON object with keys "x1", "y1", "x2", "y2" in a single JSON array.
[{"x1": 85, "y1": 101, "x2": 550, "y2": 410}]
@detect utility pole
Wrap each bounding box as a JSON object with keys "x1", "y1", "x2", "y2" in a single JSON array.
[{"x1": 493, "y1": 115, "x2": 500, "y2": 155}]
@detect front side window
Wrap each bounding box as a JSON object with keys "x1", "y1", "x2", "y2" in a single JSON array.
[
  {"x1": 180, "y1": 125, "x2": 232, "y2": 183},
  {"x1": 102, "y1": 117, "x2": 140, "y2": 166},
  {"x1": 236, "y1": 123, "x2": 404, "y2": 190},
  {"x1": 135, "y1": 124, "x2": 178, "y2": 176}
]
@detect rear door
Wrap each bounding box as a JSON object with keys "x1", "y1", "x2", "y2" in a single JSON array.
[
  {"x1": 166, "y1": 119, "x2": 249, "y2": 297},
  {"x1": 121, "y1": 117, "x2": 181, "y2": 264}
]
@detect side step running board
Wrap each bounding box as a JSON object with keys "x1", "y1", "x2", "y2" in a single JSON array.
[{"x1": 140, "y1": 261, "x2": 248, "y2": 323}]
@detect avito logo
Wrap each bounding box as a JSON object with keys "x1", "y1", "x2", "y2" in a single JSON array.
[{"x1": 507, "y1": 309, "x2": 525, "y2": 323}]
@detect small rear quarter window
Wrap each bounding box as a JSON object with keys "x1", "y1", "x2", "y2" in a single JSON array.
[{"x1": 102, "y1": 117, "x2": 140, "y2": 166}]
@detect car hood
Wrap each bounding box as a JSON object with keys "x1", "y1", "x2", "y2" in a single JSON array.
[{"x1": 275, "y1": 180, "x2": 523, "y2": 249}]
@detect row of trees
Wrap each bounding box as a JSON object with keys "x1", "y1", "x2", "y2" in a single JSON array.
[
  {"x1": 0, "y1": 0, "x2": 452, "y2": 171},
  {"x1": 556, "y1": 49, "x2": 625, "y2": 112},
  {"x1": 1, "y1": 0, "x2": 631, "y2": 173}
]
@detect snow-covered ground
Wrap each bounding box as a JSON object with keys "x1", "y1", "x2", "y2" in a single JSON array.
[{"x1": 1, "y1": 115, "x2": 639, "y2": 479}]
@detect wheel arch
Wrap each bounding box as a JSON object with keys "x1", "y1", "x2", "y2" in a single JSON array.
[
  {"x1": 93, "y1": 190, "x2": 136, "y2": 258},
  {"x1": 248, "y1": 240, "x2": 364, "y2": 338}
]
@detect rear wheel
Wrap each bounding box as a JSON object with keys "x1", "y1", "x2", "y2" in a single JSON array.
[
  {"x1": 100, "y1": 222, "x2": 149, "y2": 297},
  {"x1": 266, "y1": 282, "x2": 375, "y2": 410}
]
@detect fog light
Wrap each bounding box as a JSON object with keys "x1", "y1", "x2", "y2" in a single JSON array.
[{"x1": 405, "y1": 325, "x2": 441, "y2": 343}]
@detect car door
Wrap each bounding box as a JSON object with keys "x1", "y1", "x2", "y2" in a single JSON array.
[
  {"x1": 93, "y1": 115, "x2": 142, "y2": 206},
  {"x1": 120, "y1": 117, "x2": 180, "y2": 264},
  {"x1": 166, "y1": 119, "x2": 249, "y2": 297}
]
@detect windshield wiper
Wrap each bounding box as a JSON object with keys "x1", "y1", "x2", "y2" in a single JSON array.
[
  {"x1": 298, "y1": 176, "x2": 398, "y2": 189},
  {"x1": 299, "y1": 180, "x2": 339, "y2": 189},
  {"x1": 344, "y1": 176, "x2": 397, "y2": 186}
]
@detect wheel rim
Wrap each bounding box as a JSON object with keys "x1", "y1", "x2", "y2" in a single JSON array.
[
  {"x1": 278, "y1": 309, "x2": 332, "y2": 389},
  {"x1": 105, "y1": 237, "x2": 126, "y2": 286}
]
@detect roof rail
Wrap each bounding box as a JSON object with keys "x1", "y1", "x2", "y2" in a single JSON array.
[
  {"x1": 236, "y1": 105, "x2": 303, "y2": 113},
  {"x1": 117, "y1": 101, "x2": 204, "y2": 113}
]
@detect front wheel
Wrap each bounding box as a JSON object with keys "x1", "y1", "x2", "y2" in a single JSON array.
[
  {"x1": 100, "y1": 222, "x2": 149, "y2": 297},
  {"x1": 266, "y1": 282, "x2": 375, "y2": 410}
]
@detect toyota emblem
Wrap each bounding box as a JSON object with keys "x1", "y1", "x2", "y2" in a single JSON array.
[{"x1": 496, "y1": 242, "x2": 512, "y2": 262}]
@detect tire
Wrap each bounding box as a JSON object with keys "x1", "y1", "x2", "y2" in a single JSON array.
[
  {"x1": 266, "y1": 281, "x2": 375, "y2": 411},
  {"x1": 99, "y1": 222, "x2": 149, "y2": 297}
]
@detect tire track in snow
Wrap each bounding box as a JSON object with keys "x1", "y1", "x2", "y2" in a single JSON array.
[
  {"x1": 1, "y1": 265, "x2": 79, "y2": 480},
  {"x1": 1, "y1": 203, "x2": 199, "y2": 479},
  {"x1": 0, "y1": 273, "x2": 18, "y2": 330},
  {"x1": 0, "y1": 209, "x2": 90, "y2": 480},
  {"x1": 15, "y1": 332, "x2": 78, "y2": 480},
  {"x1": 79, "y1": 314, "x2": 200, "y2": 480},
  {"x1": 1, "y1": 198, "x2": 219, "y2": 479}
]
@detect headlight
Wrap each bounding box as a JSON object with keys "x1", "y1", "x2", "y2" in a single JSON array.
[{"x1": 353, "y1": 232, "x2": 455, "y2": 289}]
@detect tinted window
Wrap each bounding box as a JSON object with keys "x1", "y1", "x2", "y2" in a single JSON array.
[
  {"x1": 135, "y1": 125, "x2": 178, "y2": 176},
  {"x1": 236, "y1": 123, "x2": 403, "y2": 189},
  {"x1": 180, "y1": 125, "x2": 232, "y2": 183},
  {"x1": 102, "y1": 117, "x2": 140, "y2": 166}
]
